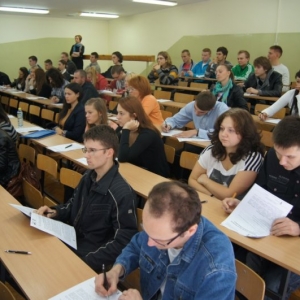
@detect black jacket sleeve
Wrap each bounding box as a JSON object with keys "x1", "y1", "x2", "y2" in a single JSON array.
[
  {"x1": 38, "y1": 84, "x2": 52, "y2": 98},
  {"x1": 227, "y1": 84, "x2": 248, "y2": 110}
]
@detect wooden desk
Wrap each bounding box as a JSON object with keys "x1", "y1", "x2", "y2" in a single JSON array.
[
  {"x1": 158, "y1": 100, "x2": 186, "y2": 109},
  {"x1": 98, "y1": 90, "x2": 122, "y2": 98},
  {"x1": 252, "y1": 115, "x2": 277, "y2": 130},
  {"x1": 155, "y1": 84, "x2": 205, "y2": 93},
  {"x1": 0, "y1": 187, "x2": 96, "y2": 300},
  {"x1": 244, "y1": 93, "x2": 279, "y2": 103}
]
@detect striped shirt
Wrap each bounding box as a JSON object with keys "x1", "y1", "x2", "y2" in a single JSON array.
[{"x1": 0, "y1": 121, "x2": 18, "y2": 144}]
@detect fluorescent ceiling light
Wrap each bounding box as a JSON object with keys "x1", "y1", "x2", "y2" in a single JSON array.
[
  {"x1": 133, "y1": 0, "x2": 177, "y2": 6},
  {"x1": 0, "y1": 7, "x2": 49, "y2": 14},
  {"x1": 80, "y1": 12, "x2": 119, "y2": 18}
]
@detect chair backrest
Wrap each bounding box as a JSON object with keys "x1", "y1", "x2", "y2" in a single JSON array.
[
  {"x1": 60, "y1": 167, "x2": 82, "y2": 189},
  {"x1": 178, "y1": 81, "x2": 188, "y2": 87},
  {"x1": 164, "y1": 144, "x2": 175, "y2": 164},
  {"x1": 29, "y1": 105, "x2": 41, "y2": 118},
  {"x1": 36, "y1": 154, "x2": 58, "y2": 178},
  {"x1": 137, "y1": 208, "x2": 143, "y2": 232},
  {"x1": 19, "y1": 101, "x2": 29, "y2": 114},
  {"x1": 190, "y1": 82, "x2": 208, "y2": 89},
  {"x1": 109, "y1": 101, "x2": 118, "y2": 111},
  {"x1": 22, "y1": 179, "x2": 44, "y2": 209},
  {"x1": 44, "y1": 195, "x2": 58, "y2": 207},
  {"x1": 255, "y1": 104, "x2": 285, "y2": 119},
  {"x1": 154, "y1": 90, "x2": 172, "y2": 100},
  {"x1": 185, "y1": 121, "x2": 195, "y2": 129},
  {"x1": 179, "y1": 151, "x2": 199, "y2": 170},
  {"x1": 18, "y1": 144, "x2": 36, "y2": 165},
  {"x1": 9, "y1": 98, "x2": 18, "y2": 113},
  {"x1": 160, "y1": 110, "x2": 172, "y2": 120},
  {"x1": 261, "y1": 130, "x2": 273, "y2": 149},
  {"x1": 290, "y1": 81, "x2": 296, "y2": 89},
  {"x1": 174, "y1": 92, "x2": 194, "y2": 103},
  {"x1": 235, "y1": 259, "x2": 265, "y2": 300},
  {"x1": 0, "y1": 281, "x2": 16, "y2": 300},
  {"x1": 1, "y1": 95, "x2": 10, "y2": 112},
  {"x1": 41, "y1": 108, "x2": 55, "y2": 122}
]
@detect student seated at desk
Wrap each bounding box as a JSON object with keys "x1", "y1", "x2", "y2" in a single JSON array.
[
  {"x1": 211, "y1": 64, "x2": 248, "y2": 110},
  {"x1": 117, "y1": 96, "x2": 170, "y2": 177},
  {"x1": 85, "y1": 98, "x2": 108, "y2": 131},
  {"x1": 258, "y1": 70, "x2": 300, "y2": 121},
  {"x1": 86, "y1": 67, "x2": 108, "y2": 91},
  {"x1": 148, "y1": 51, "x2": 178, "y2": 86},
  {"x1": 231, "y1": 50, "x2": 254, "y2": 81},
  {"x1": 161, "y1": 91, "x2": 228, "y2": 139},
  {"x1": 127, "y1": 75, "x2": 164, "y2": 126},
  {"x1": 243, "y1": 56, "x2": 283, "y2": 97},
  {"x1": 37, "y1": 125, "x2": 138, "y2": 273},
  {"x1": 188, "y1": 108, "x2": 263, "y2": 199},
  {"x1": 222, "y1": 116, "x2": 300, "y2": 299},
  {"x1": 95, "y1": 181, "x2": 236, "y2": 300},
  {"x1": 188, "y1": 48, "x2": 211, "y2": 80},
  {"x1": 54, "y1": 82, "x2": 85, "y2": 143},
  {"x1": 24, "y1": 68, "x2": 51, "y2": 98},
  {"x1": 9, "y1": 67, "x2": 29, "y2": 91},
  {"x1": 0, "y1": 71, "x2": 11, "y2": 85},
  {"x1": 101, "y1": 51, "x2": 123, "y2": 79},
  {"x1": 47, "y1": 68, "x2": 69, "y2": 103},
  {"x1": 0, "y1": 105, "x2": 18, "y2": 144},
  {"x1": 178, "y1": 49, "x2": 195, "y2": 77}
]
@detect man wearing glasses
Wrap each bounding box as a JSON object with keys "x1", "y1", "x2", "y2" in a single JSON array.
[
  {"x1": 161, "y1": 91, "x2": 228, "y2": 139},
  {"x1": 37, "y1": 125, "x2": 138, "y2": 273},
  {"x1": 95, "y1": 181, "x2": 236, "y2": 300}
]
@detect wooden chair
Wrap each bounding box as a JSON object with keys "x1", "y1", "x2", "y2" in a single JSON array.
[
  {"x1": 8, "y1": 98, "x2": 18, "y2": 114},
  {"x1": 179, "y1": 151, "x2": 199, "y2": 171},
  {"x1": 164, "y1": 144, "x2": 175, "y2": 164},
  {"x1": 60, "y1": 167, "x2": 82, "y2": 189},
  {"x1": 290, "y1": 82, "x2": 296, "y2": 89},
  {"x1": 174, "y1": 92, "x2": 194, "y2": 104},
  {"x1": 261, "y1": 130, "x2": 273, "y2": 150},
  {"x1": 1, "y1": 95, "x2": 10, "y2": 112},
  {"x1": 154, "y1": 90, "x2": 171, "y2": 100},
  {"x1": 29, "y1": 105, "x2": 41, "y2": 122},
  {"x1": 185, "y1": 121, "x2": 195, "y2": 130},
  {"x1": 18, "y1": 144, "x2": 36, "y2": 165},
  {"x1": 44, "y1": 195, "x2": 58, "y2": 206},
  {"x1": 160, "y1": 110, "x2": 172, "y2": 120},
  {"x1": 19, "y1": 101, "x2": 29, "y2": 120},
  {"x1": 137, "y1": 208, "x2": 143, "y2": 231},
  {"x1": 54, "y1": 112, "x2": 59, "y2": 124},
  {"x1": 255, "y1": 104, "x2": 285, "y2": 119},
  {"x1": 165, "y1": 137, "x2": 184, "y2": 151},
  {"x1": 0, "y1": 281, "x2": 16, "y2": 300},
  {"x1": 109, "y1": 101, "x2": 118, "y2": 111},
  {"x1": 190, "y1": 82, "x2": 208, "y2": 89},
  {"x1": 41, "y1": 108, "x2": 55, "y2": 123},
  {"x1": 235, "y1": 259, "x2": 265, "y2": 300},
  {"x1": 22, "y1": 179, "x2": 44, "y2": 209},
  {"x1": 178, "y1": 81, "x2": 188, "y2": 87}
]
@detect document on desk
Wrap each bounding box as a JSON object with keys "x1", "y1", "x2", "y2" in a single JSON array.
[
  {"x1": 49, "y1": 277, "x2": 121, "y2": 300},
  {"x1": 157, "y1": 99, "x2": 171, "y2": 103},
  {"x1": 16, "y1": 126, "x2": 44, "y2": 133},
  {"x1": 10, "y1": 204, "x2": 35, "y2": 217},
  {"x1": 30, "y1": 212, "x2": 77, "y2": 249},
  {"x1": 76, "y1": 157, "x2": 88, "y2": 166},
  {"x1": 177, "y1": 137, "x2": 210, "y2": 142},
  {"x1": 221, "y1": 184, "x2": 293, "y2": 238},
  {"x1": 161, "y1": 129, "x2": 183, "y2": 136},
  {"x1": 98, "y1": 90, "x2": 114, "y2": 95},
  {"x1": 8, "y1": 115, "x2": 15, "y2": 118},
  {"x1": 47, "y1": 143, "x2": 84, "y2": 152},
  {"x1": 265, "y1": 118, "x2": 281, "y2": 124}
]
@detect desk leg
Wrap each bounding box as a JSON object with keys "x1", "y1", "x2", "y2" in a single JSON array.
[{"x1": 264, "y1": 269, "x2": 290, "y2": 300}]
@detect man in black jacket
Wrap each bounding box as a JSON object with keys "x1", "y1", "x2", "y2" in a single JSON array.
[
  {"x1": 37, "y1": 125, "x2": 138, "y2": 272},
  {"x1": 0, "y1": 71, "x2": 11, "y2": 85}
]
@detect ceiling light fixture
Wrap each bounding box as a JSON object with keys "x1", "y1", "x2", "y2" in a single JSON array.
[
  {"x1": 0, "y1": 7, "x2": 49, "y2": 14},
  {"x1": 133, "y1": 0, "x2": 177, "y2": 6},
  {"x1": 80, "y1": 12, "x2": 119, "y2": 18}
]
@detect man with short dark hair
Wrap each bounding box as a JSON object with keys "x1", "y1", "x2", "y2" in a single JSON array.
[
  {"x1": 161, "y1": 91, "x2": 228, "y2": 139},
  {"x1": 61, "y1": 52, "x2": 77, "y2": 75},
  {"x1": 178, "y1": 49, "x2": 194, "y2": 77},
  {"x1": 95, "y1": 181, "x2": 236, "y2": 299},
  {"x1": 37, "y1": 125, "x2": 138, "y2": 273},
  {"x1": 268, "y1": 45, "x2": 290, "y2": 92},
  {"x1": 223, "y1": 116, "x2": 300, "y2": 299},
  {"x1": 107, "y1": 65, "x2": 126, "y2": 92},
  {"x1": 58, "y1": 59, "x2": 71, "y2": 82},
  {"x1": 28, "y1": 55, "x2": 41, "y2": 74},
  {"x1": 205, "y1": 47, "x2": 232, "y2": 79},
  {"x1": 188, "y1": 48, "x2": 211, "y2": 79},
  {"x1": 85, "y1": 52, "x2": 101, "y2": 73},
  {"x1": 231, "y1": 50, "x2": 254, "y2": 81},
  {"x1": 73, "y1": 70, "x2": 99, "y2": 104},
  {"x1": 44, "y1": 59, "x2": 53, "y2": 71}
]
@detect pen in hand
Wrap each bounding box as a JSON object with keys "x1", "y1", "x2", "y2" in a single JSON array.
[
  {"x1": 103, "y1": 264, "x2": 109, "y2": 299},
  {"x1": 65, "y1": 144, "x2": 72, "y2": 149}
]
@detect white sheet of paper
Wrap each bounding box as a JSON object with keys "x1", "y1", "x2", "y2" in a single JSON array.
[
  {"x1": 26, "y1": 96, "x2": 39, "y2": 100},
  {"x1": 30, "y1": 212, "x2": 77, "y2": 249},
  {"x1": 157, "y1": 99, "x2": 170, "y2": 103},
  {"x1": 8, "y1": 115, "x2": 15, "y2": 119},
  {"x1": 76, "y1": 157, "x2": 88, "y2": 166},
  {"x1": 48, "y1": 277, "x2": 122, "y2": 300},
  {"x1": 10, "y1": 204, "x2": 35, "y2": 217},
  {"x1": 221, "y1": 184, "x2": 293, "y2": 237},
  {"x1": 265, "y1": 118, "x2": 281, "y2": 124},
  {"x1": 161, "y1": 129, "x2": 183, "y2": 136},
  {"x1": 98, "y1": 90, "x2": 114, "y2": 95},
  {"x1": 47, "y1": 143, "x2": 84, "y2": 152},
  {"x1": 195, "y1": 75, "x2": 204, "y2": 78},
  {"x1": 10, "y1": 90, "x2": 24, "y2": 94},
  {"x1": 177, "y1": 137, "x2": 210, "y2": 142},
  {"x1": 16, "y1": 126, "x2": 44, "y2": 133}
]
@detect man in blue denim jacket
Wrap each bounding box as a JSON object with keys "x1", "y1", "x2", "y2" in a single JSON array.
[{"x1": 95, "y1": 181, "x2": 236, "y2": 300}]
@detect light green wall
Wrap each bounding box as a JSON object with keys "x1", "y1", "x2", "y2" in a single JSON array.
[{"x1": 141, "y1": 32, "x2": 300, "y2": 81}]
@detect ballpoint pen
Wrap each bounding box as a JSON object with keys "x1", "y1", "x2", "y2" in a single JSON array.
[
  {"x1": 65, "y1": 144, "x2": 72, "y2": 149},
  {"x1": 103, "y1": 264, "x2": 109, "y2": 300},
  {"x1": 5, "y1": 250, "x2": 32, "y2": 255}
]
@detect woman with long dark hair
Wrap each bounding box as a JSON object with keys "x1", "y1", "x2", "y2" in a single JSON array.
[
  {"x1": 10, "y1": 67, "x2": 29, "y2": 91},
  {"x1": 85, "y1": 98, "x2": 108, "y2": 131},
  {"x1": 189, "y1": 108, "x2": 264, "y2": 199},
  {"x1": 47, "y1": 68, "x2": 69, "y2": 103},
  {"x1": 117, "y1": 96, "x2": 169, "y2": 177},
  {"x1": 25, "y1": 68, "x2": 51, "y2": 98}
]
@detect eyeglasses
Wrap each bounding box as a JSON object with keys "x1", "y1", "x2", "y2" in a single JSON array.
[{"x1": 82, "y1": 147, "x2": 109, "y2": 154}]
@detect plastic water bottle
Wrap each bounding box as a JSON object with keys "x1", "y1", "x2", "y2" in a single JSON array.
[{"x1": 17, "y1": 107, "x2": 23, "y2": 127}]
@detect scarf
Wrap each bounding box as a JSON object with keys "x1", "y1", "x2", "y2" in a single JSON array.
[
  {"x1": 213, "y1": 79, "x2": 233, "y2": 104},
  {"x1": 256, "y1": 69, "x2": 273, "y2": 90},
  {"x1": 73, "y1": 43, "x2": 83, "y2": 53}
]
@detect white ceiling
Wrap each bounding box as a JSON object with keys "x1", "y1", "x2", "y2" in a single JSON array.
[{"x1": 0, "y1": 0, "x2": 205, "y2": 19}]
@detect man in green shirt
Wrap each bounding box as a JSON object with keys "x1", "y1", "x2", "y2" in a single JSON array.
[{"x1": 231, "y1": 50, "x2": 254, "y2": 81}]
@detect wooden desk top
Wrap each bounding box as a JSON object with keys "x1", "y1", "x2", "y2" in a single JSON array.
[
  {"x1": 158, "y1": 101, "x2": 186, "y2": 109},
  {"x1": 244, "y1": 93, "x2": 278, "y2": 102},
  {"x1": 98, "y1": 90, "x2": 122, "y2": 98},
  {"x1": 155, "y1": 84, "x2": 205, "y2": 93},
  {"x1": 252, "y1": 115, "x2": 277, "y2": 129},
  {"x1": 0, "y1": 187, "x2": 95, "y2": 300}
]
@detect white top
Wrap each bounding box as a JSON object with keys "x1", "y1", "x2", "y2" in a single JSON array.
[
  {"x1": 262, "y1": 89, "x2": 300, "y2": 117},
  {"x1": 199, "y1": 145, "x2": 262, "y2": 187},
  {"x1": 273, "y1": 64, "x2": 290, "y2": 92}
]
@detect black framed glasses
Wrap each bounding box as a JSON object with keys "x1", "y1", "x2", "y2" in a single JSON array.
[{"x1": 82, "y1": 148, "x2": 109, "y2": 154}]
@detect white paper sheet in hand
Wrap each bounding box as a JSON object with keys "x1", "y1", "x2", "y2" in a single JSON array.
[
  {"x1": 48, "y1": 277, "x2": 121, "y2": 300},
  {"x1": 221, "y1": 184, "x2": 293, "y2": 238},
  {"x1": 161, "y1": 129, "x2": 183, "y2": 136},
  {"x1": 10, "y1": 204, "x2": 35, "y2": 217},
  {"x1": 47, "y1": 143, "x2": 84, "y2": 152},
  {"x1": 30, "y1": 212, "x2": 77, "y2": 249}
]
